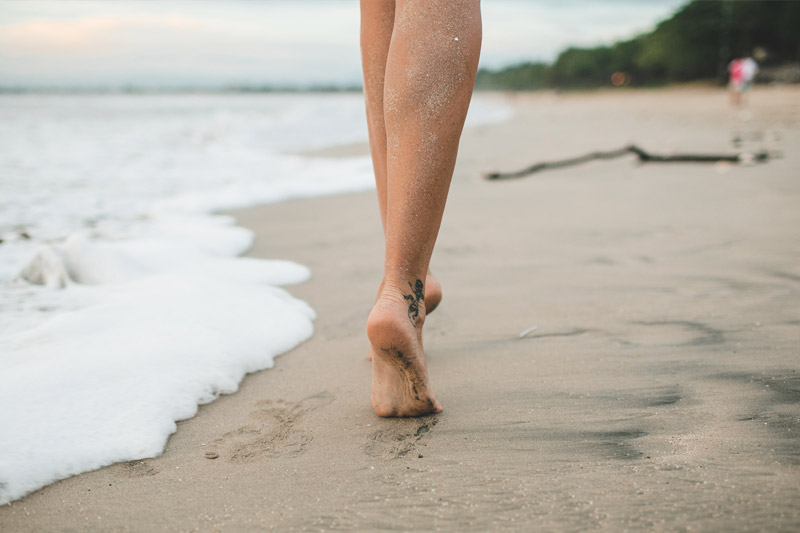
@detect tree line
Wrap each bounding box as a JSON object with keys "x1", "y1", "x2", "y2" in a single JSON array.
[{"x1": 475, "y1": 0, "x2": 800, "y2": 90}]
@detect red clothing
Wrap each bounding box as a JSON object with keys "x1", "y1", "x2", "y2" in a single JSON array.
[{"x1": 729, "y1": 59, "x2": 744, "y2": 85}]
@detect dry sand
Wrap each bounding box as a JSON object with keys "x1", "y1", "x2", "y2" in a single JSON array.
[{"x1": 2, "y1": 86, "x2": 799, "y2": 531}]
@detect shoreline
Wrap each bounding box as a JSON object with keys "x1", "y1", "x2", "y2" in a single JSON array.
[
  {"x1": 2, "y1": 86, "x2": 798, "y2": 530},
  {"x1": 298, "y1": 140, "x2": 370, "y2": 159}
]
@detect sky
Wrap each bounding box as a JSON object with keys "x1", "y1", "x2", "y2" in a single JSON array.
[{"x1": 0, "y1": 0, "x2": 687, "y2": 88}]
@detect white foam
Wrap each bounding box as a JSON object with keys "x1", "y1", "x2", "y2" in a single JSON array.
[
  {"x1": 0, "y1": 216, "x2": 314, "y2": 505},
  {"x1": 0, "y1": 274, "x2": 314, "y2": 504}
]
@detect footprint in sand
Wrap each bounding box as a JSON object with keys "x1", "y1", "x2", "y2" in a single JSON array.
[
  {"x1": 624, "y1": 320, "x2": 726, "y2": 347},
  {"x1": 211, "y1": 391, "x2": 333, "y2": 462},
  {"x1": 115, "y1": 459, "x2": 160, "y2": 478},
  {"x1": 364, "y1": 418, "x2": 438, "y2": 459}
]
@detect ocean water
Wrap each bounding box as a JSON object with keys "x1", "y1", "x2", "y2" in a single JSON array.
[{"x1": 0, "y1": 92, "x2": 512, "y2": 504}]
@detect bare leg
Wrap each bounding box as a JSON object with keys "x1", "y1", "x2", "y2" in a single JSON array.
[
  {"x1": 361, "y1": 0, "x2": 481, "y2": 417},
  {"x1": 360, "y1": 0, "x2": 442, "y2": 315},
  {"x1": 360, "y1": 0, "x2": 393, "y2": 231},
  {"x1": 730, "y1": 87, "x2": 742, "y2": 108}
]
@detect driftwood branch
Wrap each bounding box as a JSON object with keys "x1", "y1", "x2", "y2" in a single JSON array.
[{"x1": 484, "y1": 144, "x2": 772, "y2": 180}]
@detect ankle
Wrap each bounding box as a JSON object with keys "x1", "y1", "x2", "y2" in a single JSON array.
[{"x1": 373, "y1": 277, "x2": 428, "y2": 329}]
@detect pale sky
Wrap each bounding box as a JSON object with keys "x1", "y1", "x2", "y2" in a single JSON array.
[{"x1": 0, "y1": 0, "x2": 687, "y2": 88}]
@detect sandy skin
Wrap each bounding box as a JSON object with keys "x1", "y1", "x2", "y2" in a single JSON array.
[{"x1": 360, "y1": 0, "x2": 481, "y2": 416}]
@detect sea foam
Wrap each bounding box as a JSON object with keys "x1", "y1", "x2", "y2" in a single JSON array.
[{"x1": 0, "y1": 215, "x2": 314, "y2": 504}]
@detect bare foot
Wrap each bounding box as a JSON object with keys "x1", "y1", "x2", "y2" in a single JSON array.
[
  {"x1": 373, "y1": 271, "x2": 442, "y2": 314},
  {"x1": 367, "y1": 281, "x2": 442, "y2": 417},
  {"x1": 367, "y1": 271, "x2": 441, "y2": 361},
  {"x1": 424, "y1": 271, "x2": 442, "y2": 314}
]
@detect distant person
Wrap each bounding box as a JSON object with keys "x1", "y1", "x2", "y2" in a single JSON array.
[
  {"x1": 729, "y1": 55, "x2": 758, "y2": 108},
  {"x1": 359, "y1": 0, "x2": 481, "y2": 416},
  {"x1": 741, "y1": 56, "x2": 758, "y2": 88}
]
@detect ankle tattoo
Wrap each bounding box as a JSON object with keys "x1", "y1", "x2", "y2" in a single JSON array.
[{"x1": 403, "y1": 279, "x2": 425, "y2": 327}]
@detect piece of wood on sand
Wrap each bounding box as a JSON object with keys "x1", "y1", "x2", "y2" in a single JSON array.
[{"x1": 483, "y1": 144, "x2": 775, "y2": 180}]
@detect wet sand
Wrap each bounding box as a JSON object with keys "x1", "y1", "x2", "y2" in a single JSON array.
[{"x1": 2, "y1": 86, "x2": 799, "y2": 531}]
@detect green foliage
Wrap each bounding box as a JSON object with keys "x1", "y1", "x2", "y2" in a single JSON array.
[
  {"x1": 476, "y1": 0, "x2": 800, "y2": 91},
  {"x1": 475, "y1": 62, "x2": 549, "y2": 90},
  {"x1": 634, "y1": 1, "x2": 723, "y2": 81},
  {"x1": 549, "y1": 47, "x2": 611, "y2": 87}
]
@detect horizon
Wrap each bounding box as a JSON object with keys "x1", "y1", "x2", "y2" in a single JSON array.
[{"x1": 0, "y1": 0, "x2": 687, "y2": 89}]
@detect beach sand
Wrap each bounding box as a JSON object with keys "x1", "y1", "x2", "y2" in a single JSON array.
[{"x1": 2, "y1": 86, "x2": 799, "y2": 531}]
